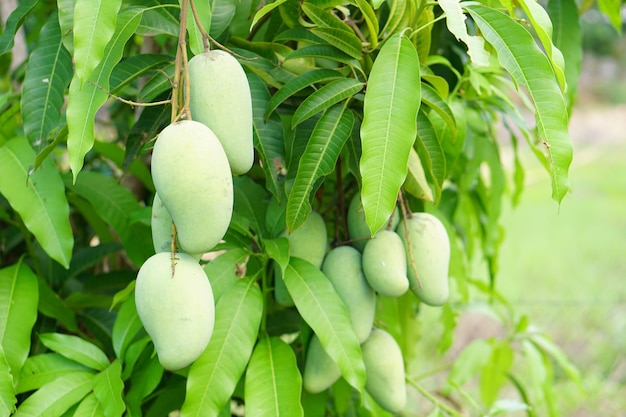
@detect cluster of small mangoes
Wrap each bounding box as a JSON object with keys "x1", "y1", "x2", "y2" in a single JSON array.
[
  {"x1": 134, "y1": 50, "x2": 253, "y2": 371},
  {"x1": 278, "y1": 192, "x2": 450, "y2": 413}
]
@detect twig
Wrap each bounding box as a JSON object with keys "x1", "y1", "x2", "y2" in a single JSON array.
[
  {"x1": 90, "y1": 82, "x2": 171, "y2": 107},
  {"x1": 406, "y1": 377, "x2": 466, "y2": 417}
]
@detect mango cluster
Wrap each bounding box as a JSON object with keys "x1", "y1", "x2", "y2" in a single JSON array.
[
  {"x1": 135, "y1": 50, "x2": 253, "y2": 371},
  {"x1": 283, "y1": 192, "x2": 450, "y2": 413}
]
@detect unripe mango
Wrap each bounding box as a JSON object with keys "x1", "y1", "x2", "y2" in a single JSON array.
[
  {"x1": 151, "y1": 194, "x2": 202, "y2": 261},
  {"x1": 322, "y1": 246, "x2": 375, "y2": 343},
  {"x1": 362, "y1": 329, "x2": 407, "y2": 413},
  {"x1": 362, "y1": 230, "x2": 409, "y2": 297},
  {"x1": 188, "y1": 50, "x2": 254, "y2": 175},
  {"x1": 151, "y1": 120, "x2": 233, "y2": 254},
  {"x1": 135, "y1": 252, "x2": 215, "y2": 371},
  {"x1": 347, "y1": 191, "x2": 399, "y2": 252},
  {"x1": 396, "y1": 212, "x2": 450, "y2": 306},
  {"x1": 303, "y1": 334, "x2": 340, "y2": 393}
]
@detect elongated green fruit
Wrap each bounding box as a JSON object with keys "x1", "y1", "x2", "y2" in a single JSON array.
[
  {"x1": 362, "y1": 230, "x2": 409, "y2": 297},
  {"x1": 303, "y1": 334, "x2": 341, "y2": 393},
  {"x1": 151, "y1": 120, "x2": 233, "y2": 254},
  {"x1": 188, "y1": 50, "x2": 254, "y2": 175},
  {"x1": 396, "y1": 212, "x2": 450, "y2": 306},
  {"x1": 362, "y1": 329, "x2": 407, "y2": 413},
  {"x1": 347, "y1": 191, "x2": 399, "y2": 252},
  {"x1": 151, "y1": 193, "x2": 202, "y2": 260},
  {"x1": 135, "y1": 252, "x2": 215, "y2": 371},
  {"x1": 322, "y1": 246, "x2": 375, "y2": 343}
]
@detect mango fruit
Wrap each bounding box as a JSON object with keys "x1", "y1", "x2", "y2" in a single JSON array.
[
  {"x1": 322, "y1": 246, "x2": 375, "y2": 343},
  {"x1": 362, "y1": 230, "x2": 409, "y2": 297},
  {"x1": 188, "y1": 50, "x2": 253, "y2": 175},
  {"x1": 396, "y1": 212, "x2": 450, "y2": 306},
  {"x1": 303, "y1": 334, "x2": 341, "y2": 393},
  {"x1": 151, "y1": 194, "x2": 202, "y2": 261},
  {"x1": 135, "y1": 252, "x2": 215, "y2": 371},
  {"x1": 347, "y1": 191, "x2": 399, "y2": 252},
  {"x1": 151, "y1": 120, "x2": 233, "y2": 254},
  {"x1": 362, "y1": 329, "x2": 407, "y2": 413}
]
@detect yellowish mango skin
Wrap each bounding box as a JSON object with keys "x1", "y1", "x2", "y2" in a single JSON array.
[
  {"x1": 303, "y1": 334, "x2": 340, "y2": 394},
  {"x1": 396, "y1": 212, "x2": 450, "y2": 306},
  {"x1": 347, "y1": 191, "x2": 399, "y2": 252},
  {"x1": 362, "y1": 230, "x2": 409, "y2": 297},
  {"x1": 151, "y1": 120, "x2": 233, "y2": 254},
  {"x1": 135, "y1": 252, "x2": 215, "y2": 371},
  {"x1": 362, "y1": 329, "x2": 407, "y2": 413},
  {"x1": 322, "y1": 246, "x2": 375, "y2": 343},
  {"x1": 188, "y1": 50, "x2": 253, "y2": 175}
]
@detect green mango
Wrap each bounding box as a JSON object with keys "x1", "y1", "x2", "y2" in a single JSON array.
[
  {"x1": 347, "y1": 191, "x2": 399, "y2": 252},
  {"x1": 396, "y1": 212, "x2": 450, "y2": 306},
  {"x1": 151, "y1": 194, "x2": 202, "y2": 261},
  {"x1": 362, "y1": 329, "x2": 407, "y2": 413},
  {"x1": 362, "y1": 229, "x2": 409, "y2": 297},
  {"x1": 322, "y1": 246, "x2": 375, "y2": 343},
  {"x1": 303, "y1": 334, "x2": 341, "y2": 393},
  {"x1": 151, "y1": 120, "x2": 233, "y2": 254},
  {"x1": 135, "y1": 252, "x2": 215, "y2": 371},
  {"x1": 188, "y1": 50, "x2": 254, "y2": 175}
]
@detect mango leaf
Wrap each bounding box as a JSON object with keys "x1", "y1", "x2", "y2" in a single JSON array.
[
  {"x1": 73, "y1": 0, "x2": 122, "y2": 85},
  {"x1": 0, "y1": 137, "x2": 73, "y2": 267},
  {"x1": 301, "y1": 2, "x2": 353, "y2": 31},
  {"x1": 465, "y1": 4, "x2": 573, "y2": 203},
  {"x1": 250, "y1": 0, "x2": 289, "y2": 30},
  {"x1": 93, "y1": 360, "x2": 125, "y2": 417},
  {"x1": 360, "y1": 33, "x2": 420, "y2": 236},
  {"x1": 13, "y1": 372, "x2": 95, "y2": 417},
  {"x1": 124, "y1": 353, "x2": 163, "y2": 416},
  {"x1": 37, "y1": 278, "x2": 79, "y2": 333},
  {"x1": 247, "y1": 70, "x2": 285, "y2": 201},
  {"x1": 310, "y1": 27, "x2": 363, "y2": 60},
  {"x1": 21, "y1": 13, "x2": 72, "y2": 151},
  {"x1": 447, "y1": 339, "x2": 492, "y2": 390},
  {"x1": 0, "y1": 347, "x2": 16, "y2": 416},
  {"x1": 287, "y1": 103, "x2": 354, "y2": 231},
  {"x1": 73, "y1": 393, "x2": 106, "y2": 417},
  {"x1": 111, "y1": 295, "x2": 143, "y2": 359},
  {"x1": 404, "y1": 147, "x2": 433, "y2": 201},
  {"x1": 122, "y1": 103, "x2": 170, "y2": 171},
  {"x1": 420, "y1": 83, "x2": 456, "y2": 137},
  {"x1": 245, "y1": 336, "x2": 304, "y2": 417},
  {"x1": 58, "y1": 0, "x2": 75, "y2": 52},
  {"x1": 352, "y1": 0, "x2": 379, "y2": 49},
  {"x1": 109, "y1": 54, "x2": 173, "y2": 93},
  {"x1": 292, "y1": 78, "x2": 363, "y2": 128},
  {"x1": 136, "y1": 3, "x2": 178, "y2": 36},
  {"x1": 597, "y1": 0, "x2": 622, "y2": 32},
  {"x1": 283, "y1": 258, "x2": 365, "y2": 392},
  {"x1": 0, "y1": 260, "x2": 39, "y2": 384},
  {"x1": 0, "y1": 0, "x2": 38, "y2": 55},
  {"x1": 67, "y1": 7, "x2": 143, "y2": 181},
  {"x1": 137, "y1": 63, "x2": 175, "y2": 102},
  {"x1": 39, "y1": 333, "x2": 109, "y2": 372},
  {"x1": 286, "y1": 45, "x2": 362, "y2": 70},
  {"x1": 480, "y1": 342, "x2": 513, "y2": 407},
  {"x1": 266, "y1": 69, "x2": 343, "y2": 119},
  {"x1": 17, "y1": 353, "x2": 92, "y2": 394},
  {"x1": 528, "y1": 333, "x2": 582, "y2": 388},
  {"x1": 181, "y1": 278, "x2": 263, "y2": 417},
  {"x1": 210, "y1": 0, "x2": 236, "y2": 38},
  {"x1": 438, "y1": 0, "x2": 489, "y2": 66},
  {"x1": 204, "y1": 248, "x2": 250, "y2": 302}
]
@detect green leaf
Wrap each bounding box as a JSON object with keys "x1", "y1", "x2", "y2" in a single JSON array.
[
  {"x1": 39, "y1": 333, "x2": 109, "y2": 372},
  {"x1": 210, "y1": 0, "x2": 237, "y2": 38},
  {"x1": 17, "y1": 353, "x2": 91, "y2": 395},
  {"x1": 137, "y1": 3, "x2": 178, "y2": 36},
  {"x1": 13, "y1": 372, "x2": 95, "y2": 417},
  {"x1": 292, "y1": 78, "x2": 363, "y2": 128},
  {"x1": 0, "y1": 260, "x2": 39, "y2": 383},
  {"x1": 245, "y1": 336, "x2": 304, "y2": 417},
  {"x1": 73, "y1": 393, "x2": 106, "y2": 417},
  {"x1": 0, "y1": 348, "x2": 16, "y2": 416},
  {"x1": 73, "y1": 0, "x2": 123, "y2": 85},
  {"x1": 352, "y1": 0, "x2": 379, "y2": 49},
  {"x1": 58, "y1": 0, "x2": 76, "y2": 53},
  {"x1": 420, "y1": 83, "x2": 456, "y2": 137},
  {"x1": 447, "y1": 339, "x2": 492, "y2": 389},
  {"x1": 138, "y1": 63, "x2": 175, "y2": 102},
  {"x1": 310, "y1": 27, "x2": 363, "y2": 60},
  {"x1": 123, "y1": 103, "x2": 170, "y2": 171},
  {"x1": 37, "y1": 278, "x2": 79, "y2": 333},
  {"x1": 286, "y1": 45, "x2": 362, "y2": 70},
  {"x1": 91, "y1": 141, "x2": 153, "y2": 191},
  {"x1": 0, "y1": 137, "x2": 73, "y2": 267},
  {"x1": 124, "y1": 353, "x2": 163, "y2": 416},
  {"x1": 250, "y1": 0, "x2": 289, "y2": 30},
  {"x1": 204, "y1": 248, "x2": 250, "y2": 302},
  {"x1": 528, "y1": 333, "x2": 582, "y2": 388},
  {"x1": 465, "y1": 4, "x2": 573, "y2": 203},
  {"x1": 360, "y1": 33, "x2": 420, "y2": 236},
  {"x1": 404, "y1": 147, "x2": 433, "y2": 202},
  {"x1": 109, "y1": 54, "x2": 173, "y2": 93},
  {"x1": 283, "y1": 258, "x2": 365, "y2": 392},
  {"x1": 67, "y1": 6, "x2": 143, "y2": 181},
  {"x1": 181, "y1": 278, "x2": 263, "y2": 417},
  {"x1": 480, "y1": 342, "x2": 513, "y2": 407},
  {"x1": 0, "y1": 0, "x2": 38, "y2": 55},
  {"x1": 597, "y1": 0, "x2": 622, "y2": 33},
  {"x1": 266, "y1": 69, "x2": 343, "y2": 119},
  {"x1": 111, "y1": 295, "x2": 143, "y2": 359},
  {"x1": 301, "y1": 2, "x2": 353, "y2": 31},
  {"x1": 21, "y1": 13, "x2": 72, "y2": 151},
  {"x1": 438, "y1": 0, "x2": 489, "y2": 66},
  {"x1": 287, "y1": 103, "x2": 354, "y2": 230},
  {"x1": 93, "y1": 360, "x2": 125, "y2": 417}
]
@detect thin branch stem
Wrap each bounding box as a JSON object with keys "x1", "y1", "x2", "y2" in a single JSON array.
[
  {"x1": 406, "y1": 377, "x2": 466, "y2": 417},
  {"x1": 90, "y1": 83, "x2": 171, "y2": 107}
]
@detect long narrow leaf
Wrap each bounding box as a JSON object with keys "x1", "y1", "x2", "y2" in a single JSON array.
[
  {"x1": 93, "y1": 360, "x2": 125, "y2": 417},
  {"x1": 0, "y1": 137, "x2": 73, "y2": 267},
  {"x1": 0, "y1": 0, "x2": 38, "y2": 55},
  {"x1": 0, "y1": 348, "x2": 16, "y2": 416},
  {"x1": 0, "y1": 261, "x2": 38, "y2": 388},
  {"x1": 438, "y1": 0, "x2": 489, "y2": 66},
  {"x1": 359, "y1": 33, "x2": 421, "y2": 236},
  {"x1": 39, "y1": 333, "x2": 109, "y2": 372},
  {"x1": 283, "y1": 258, "x2": 365, "y2": 392},
  {"x1": 109, "y1": 54, "x2": 173, "y2": 93},
  {"x1": 111, "y1": 295, "x2": 143, "y2": 359},
  {"x1": 181, "y1": 278, "x2": 263, "y2": 417},
  {"x1": 21, "y1": 13, "x2": 72, "y2": 150},
  {"x1": 292, "y1": 78, "x2": 363, "y2": 128},
  {"x1": 420, "y1": 83, "x2": 456, "y2": 137},
  {"x1": 465, "y1": 4, "x2": 573, "y2": 203},
  {"x1": 245, "y1": 336, "x2": 304, "y2": 417},
  {"x1": 287, "y1": 103, "x2": 354, "y2": 231},
  {"x1": 73, "y1": 393, "x2": 106, "y2": 417},
  {"x1": 17, "y1": 354, "x2": 91, "y2": 394},
  {"x1": 352, "y1": 0, "x2": 379, "y2": 49},
  {"x1": 286, "y1": 45, "x2": 362, "y2": 70},
  {"x1": 310, "y1": 27, "x2": 363, "y2": 60},
  {"x1": 301, "y1": 3, "x2": 354, "y2": 31}
]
